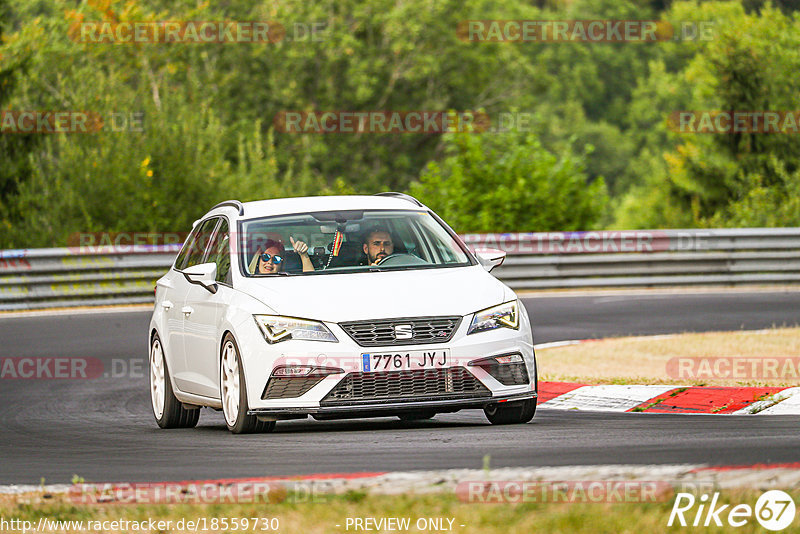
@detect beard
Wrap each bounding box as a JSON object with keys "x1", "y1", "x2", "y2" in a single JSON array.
[{"x1": 371, "y1": 251, "x2": 389, "y2": 263}]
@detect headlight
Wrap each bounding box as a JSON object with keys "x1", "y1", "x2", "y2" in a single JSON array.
[
  {"x1": 467, "y1": 301, "x2": 519, "y2": 335},
  {"x1": 254, "y1": 315, "x2": 338, "y2": 344}
]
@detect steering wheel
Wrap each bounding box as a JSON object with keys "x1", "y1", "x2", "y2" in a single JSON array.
[{"x1": 376, "y1": 253, "x2": 428, "y2": 267}]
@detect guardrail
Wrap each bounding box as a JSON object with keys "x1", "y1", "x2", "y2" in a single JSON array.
[
  {"x1": 0, "y1": 246, "x2": 179, "y2": 311},
  {"x1": 463, "y1": 228, "x2": 800, "y2": 290},
  {"x1": 1, "y1": 228, "x2": 799, "y2": 310}
]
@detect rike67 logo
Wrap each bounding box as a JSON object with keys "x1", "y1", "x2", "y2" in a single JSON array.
[{"x1": 668, "y1": 490, "x2": 796, "y2": 531}]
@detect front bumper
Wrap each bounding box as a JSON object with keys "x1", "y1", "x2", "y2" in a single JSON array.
[
  {"x1": 240, "y1": 310, "x2": 536, "y2": 411},
  {"x1": 247, "y1": 390, "x2": 536, "y2": 419}
]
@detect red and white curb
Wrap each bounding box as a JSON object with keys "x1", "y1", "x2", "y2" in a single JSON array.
[
  {"x1": 538, "y1": 382, "x2": 800, "y2": 414},
  {"x1": 534, "y1": 332, "x2": 800, "y2": 415}
]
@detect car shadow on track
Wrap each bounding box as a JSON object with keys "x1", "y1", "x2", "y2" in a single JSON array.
[{"x1": 189, "y1": 411, "x2": 495, "y2": 435}]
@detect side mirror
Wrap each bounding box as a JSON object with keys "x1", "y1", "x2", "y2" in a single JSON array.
[
  {"x1": 183, "y1": 262, "x2": 218, "y2": 294},
  {"x1": 474, "y1": 249, "x2": 506, "y2": 272}
]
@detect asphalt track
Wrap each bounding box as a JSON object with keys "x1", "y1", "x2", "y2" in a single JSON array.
[{"x1": 1, "y1": 290, "x2": 799, "y2": 484}]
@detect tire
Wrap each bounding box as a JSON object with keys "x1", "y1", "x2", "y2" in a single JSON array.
[
  {"x1": 220, "y1": 334, "x2": 275, "y2": 434},
  {"x1": 484, "y1": 398, "x2": 537, "y2": 425},
  {"x1": 150, "y1": 334, "x2": 199, "y2": 429},
  {"x1": 397, "y1": 411, "x2": 436, "y2": 421}
]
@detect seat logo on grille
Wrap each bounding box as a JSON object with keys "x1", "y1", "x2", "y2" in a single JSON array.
[{"x1": 394, "y1": 324, "x2": 413, "y2": 339}]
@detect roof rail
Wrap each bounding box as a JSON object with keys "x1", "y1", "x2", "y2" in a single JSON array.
[
  {"x1": 210, "y1": 200, "x2": 244, "y2": 216},
  {"x1": 373, "y1": 192, "x2": 424, "y2": 207}
]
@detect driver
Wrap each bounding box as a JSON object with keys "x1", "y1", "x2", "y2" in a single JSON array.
[{"x1": 362, "y1": 227, "x2": 394, "y2": 266}]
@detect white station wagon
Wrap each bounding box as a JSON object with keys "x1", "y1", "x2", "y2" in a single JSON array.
[{"x1": 149, "y1": 193, "x2": 537, "y2": 433}]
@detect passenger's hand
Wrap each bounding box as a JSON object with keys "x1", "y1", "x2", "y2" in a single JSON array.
[{"x1": 290, "y1": 236, "x2": 309, "y2": 256}]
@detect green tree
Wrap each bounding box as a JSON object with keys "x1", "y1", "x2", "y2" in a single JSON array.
[
  {"x1": 3, "y1": 0, "x2": 798, "y2": 247},
  {"x1": 615, "y1": 1, "x2": 800, "y2": 228},
  {"x1": 410, "y1": 131, "x2": 607, "y2": 233}
]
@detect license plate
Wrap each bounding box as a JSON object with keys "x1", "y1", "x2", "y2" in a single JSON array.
[{"x1": 361, "y1": 350, "x2": 450, "y2": 372}]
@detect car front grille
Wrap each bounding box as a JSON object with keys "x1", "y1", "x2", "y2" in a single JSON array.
[
  {"x1": 261, "y1": 376, "x2": 324, "y2": 400},
  {"x1": 482, "y1": 362, "x2": 529, "y2": 386},
  {"x1": 320, "y1": 367, "x2": 490, "y2": 406},
  {"x1": 339, "y1": 316, "x2": 461, "y2": 347}
]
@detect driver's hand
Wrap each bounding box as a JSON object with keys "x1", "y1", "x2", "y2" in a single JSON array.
[{"x1": 290, "y1": 236, "x2": 309, "y2": 256}]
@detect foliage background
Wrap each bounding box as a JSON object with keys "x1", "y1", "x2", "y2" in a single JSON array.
[{"x1": 0, "y1": 0, "x2": 798, "y2": 247}]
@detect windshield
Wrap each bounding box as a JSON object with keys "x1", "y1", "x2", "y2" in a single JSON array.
[{"x1": 240, "y1": 210, "x2": 473, "y2": 276}]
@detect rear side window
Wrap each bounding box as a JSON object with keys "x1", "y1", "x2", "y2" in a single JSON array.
[
  {"x1": 206, "y1": 219, "x2": 231, "y2": 284},
  {"x1": 175, "y1": 218, "x2": 219, "y2": 270}
]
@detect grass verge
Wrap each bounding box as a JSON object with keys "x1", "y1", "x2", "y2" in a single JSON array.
[{"x1": 537, "y1": 327, "x2": 800, "y2": 386}]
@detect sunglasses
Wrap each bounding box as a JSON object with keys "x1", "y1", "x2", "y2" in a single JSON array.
[{"x1": 260, "y1": 253, "x2": 283, "y2": 264}]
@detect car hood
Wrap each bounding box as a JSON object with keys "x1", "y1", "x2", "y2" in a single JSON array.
[{"x1": 236, "y1": 265, "x2": 513, "y2": 322}]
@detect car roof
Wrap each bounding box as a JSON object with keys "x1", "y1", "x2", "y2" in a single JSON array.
[{"x1": 203, "y1": 195, "x2": 428, "y2": 220}]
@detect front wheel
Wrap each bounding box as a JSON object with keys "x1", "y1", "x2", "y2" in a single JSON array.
[
  {"x1": 484, "y1": 398, "x2": 536, "y2": 425},
  {"x1": 220, "y1": 334, "x2": 275, "y2": 434},
  {"x1": 150, "y1": 334, "x2": 199, "y2": 429}
]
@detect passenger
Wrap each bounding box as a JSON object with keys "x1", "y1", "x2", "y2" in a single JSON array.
[
  {"x1": 362, "y1": 227, "x2": 394, "y2": 265},
  {"x1": 250, "y1": 237, "x2": 314, "y2": 273}
]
